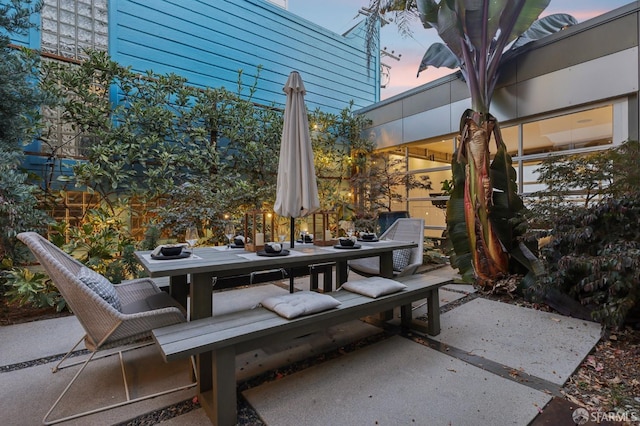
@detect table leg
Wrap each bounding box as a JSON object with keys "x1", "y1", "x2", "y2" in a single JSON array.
[
  {"x1": 198, "y1": 347, "x2": 236, "y2": 426},
  {"x1": 190, "y1": 272, "x2": 215, "y2": 418},
  {"x1": 190, "y1": 273, "x2": 213, "y2": 320},
  {"x1": 379, "y1": 252, "x2": 394, "y2": 278},
  {"x1": 169, "y1": 275, "x2": 188, "y2": 309},
  {"x1": 336, "y1": 260, "x2": 348, "y2": 286}
]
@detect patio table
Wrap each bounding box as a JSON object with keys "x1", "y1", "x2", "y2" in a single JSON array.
[
  {"x1": 135, "y1": 240, "x2": 417, "y2": 321},
  {"x1": 135, "y1": 240, "x2": 416, "y2": 424}
]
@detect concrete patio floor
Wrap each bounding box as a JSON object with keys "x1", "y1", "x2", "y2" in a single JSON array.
[{"x1": 0, "y1": 266, "x2": 603, "y2": 425}]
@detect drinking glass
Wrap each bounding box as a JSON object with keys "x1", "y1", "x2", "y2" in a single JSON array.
[
  {"x1": 224, "y1": 223, "x2": 235, "y2": 249},
  {"x1": 346, "y1": 225, "x2": 355, "y2": 238},
  {"x1": 185, "y1": 226, "x2": 199, "y2": 250},
  {"x1": 278, "y1": 226, "x2": 287, "y2": 244}
]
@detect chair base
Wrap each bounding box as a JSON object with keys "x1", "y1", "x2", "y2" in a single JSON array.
[{"x1": 43, "y1": 338, "x2": 196, "y2": 425}]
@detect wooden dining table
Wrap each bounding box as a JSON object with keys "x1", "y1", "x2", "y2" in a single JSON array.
[
  {"x1": 136, "y1": 240, "x2": 417, "y2": 424},
  {"x1": 135, "y1": 239, "x2": 418, "y2": 322}
]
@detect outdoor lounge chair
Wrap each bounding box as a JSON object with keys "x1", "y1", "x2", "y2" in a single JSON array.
[
  {"x1": 17, "y1": 232, "x2": 194, "y2": 425},
  {"x1": 348, "y1": 218, "x2": 425, "y2": 278}
]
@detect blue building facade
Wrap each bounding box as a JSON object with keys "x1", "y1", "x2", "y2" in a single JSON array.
[
  {"x1": 9, "y1": 0, "x2": 378, "y2": 115},
  {"x1": 109, "y1": 0, "x2": 379, "y2": 113},
  {"x1": 5, "y1": 0, "x2": 378, "y2": 223}
]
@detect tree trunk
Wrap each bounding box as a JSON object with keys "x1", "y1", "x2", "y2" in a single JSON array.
[{"x1": 459, "y1": 114, "x2": 509, "y2": 287}]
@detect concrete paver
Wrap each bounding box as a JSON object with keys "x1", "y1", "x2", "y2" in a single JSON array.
[
  {"x1": 0, "y1": 269, "x2": 604, "y2": 425},
  {"x1": 243, "y1": 336, "x2": 552, "y2": 426},
  {"x1": 430, "y1": 298, "x2": 602, "y2": 384}
]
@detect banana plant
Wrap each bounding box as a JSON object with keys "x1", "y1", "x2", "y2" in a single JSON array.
[{"x1": 366, "y1": 0, "x2": 576, "y2": 287}]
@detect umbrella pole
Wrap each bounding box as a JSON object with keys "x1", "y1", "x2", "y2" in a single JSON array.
[
  {"x1": 290, "y1": 218, "x2": 295, "y2": 249},
  {"x1": 289, "y1": 218, "x2": 295, "y2": 293}
]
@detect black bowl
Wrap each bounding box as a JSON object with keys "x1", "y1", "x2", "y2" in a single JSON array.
[
  {"x1": 361, "y1": 233, "x2": 376, "y2": 241},
  {"x1": 338, "y1": 237, "x2": 356, "y2": 247},
  {"x1": 233, "y1": 237, "x2": 245, "y2": 246},
  {"x1": 160, "y1": 245, "x2": 183, "y2": 256},
  {"x1": 264, "y1": 243, "x2": 283, "y2": 253}
]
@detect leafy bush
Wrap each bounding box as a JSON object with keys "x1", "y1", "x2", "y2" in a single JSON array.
[
  {"x1": 536, "y1": 193, "x2": 640, "y2": 328},
  {"x1": 2, "y1": 266, "x2": 66, "y2": 312},
  {"x1": 58, "y1": 205, "x2": 142, "y2": 283}
]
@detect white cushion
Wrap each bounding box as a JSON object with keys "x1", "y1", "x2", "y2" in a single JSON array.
[
  {"x1": 261, "y1": 291, "x2": 341, "y2": 319},
  {"x1": 340, "y1": 277, "x2": 407, "y2": 298},
  {"x1": 78, "y1": 267, "x2": 122, "y2": 311},
  {"x1": 392, "y1": 248, "x2": 412, "y2": 271}
]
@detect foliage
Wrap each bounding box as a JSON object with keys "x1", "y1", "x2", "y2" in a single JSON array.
[
  {"x1": 534, "y1": 193, "x2": 640, "y2": 328},
  {"x1": 0, "y1": 1, "x2": 51, "y2": 261},
  {"x1": 607, "y1": 140, "x2": 640, "y2": 197},
  {"x1": 363, "y1": 1, "x2": 574, "y2": 288},
  {"x1": 0, "y1": 0, "x2": 42, "y2": 46},
  {"x1": 0, "y1": 150, "x2": 51, "y2": 259},
  {"x1": 310, "y1": 102, "x2": 374, "y2": 219},
  {"x1": 2, "y1": 265, "x2": 66, "y2": 312},
  {"x1": 351, "y1": 152, "x2": 431, "y2": 214},
  {"x1": 40, "y1": 50, "x2": 221, "y2": 201},
  {"x1": 55, "y1": 205, "x2": 142, "y2": 283},
  {"x1": 39, "y1": 50, "x2": 375, "y2": 242},
  {"x1": 527, "y1": 140, "x2": 640, "y2": 230}
]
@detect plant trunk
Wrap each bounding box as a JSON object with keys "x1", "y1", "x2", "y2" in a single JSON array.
[{"x1": 460, "y1": 114, "x2": 509, "y2": 287}]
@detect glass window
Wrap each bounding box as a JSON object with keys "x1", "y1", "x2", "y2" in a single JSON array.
[
  {"x1": 522, "y1": 106, "x2": 613, "y2": 155},
  {"x1": 407, "y1": 136, "x2": 455, "y2": 169},
  {"x1": 500, "y1": 125, "x2": 519, "y2": 157}
]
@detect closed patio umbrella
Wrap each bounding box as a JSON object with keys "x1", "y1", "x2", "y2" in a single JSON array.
[{"x1": 274, "y1": 71, "x2": 320, "y2": 250}]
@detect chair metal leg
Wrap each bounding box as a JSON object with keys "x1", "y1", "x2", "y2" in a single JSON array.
[
  {"x1": 43, "y1": 342, "x2": 197, "y2": 425},
  {"x1": 52, "y1": 335, "x2": 86, "y2": 373}
]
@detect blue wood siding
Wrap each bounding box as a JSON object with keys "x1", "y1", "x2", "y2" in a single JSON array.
[
  {"x1": 109, "y1": 0, "x2": 379, "y2": 114},
  {"x1": 2, "y1": 5, "x2": 40, "y2": 49}
]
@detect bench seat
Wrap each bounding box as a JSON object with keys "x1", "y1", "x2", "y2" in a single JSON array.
[{"x1": 152, "y1": 273, "x2": 453, "y2": 425}]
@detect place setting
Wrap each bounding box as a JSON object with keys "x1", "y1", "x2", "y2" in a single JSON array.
[
  {"x1": 333, "y1": 236, "x2": 361, "y2": 249},
  {"x1": 256, "y1": 242, "x2": 290, "y2": 257},
  {"x1": 147, "y1": 226, "x2": 201, "y2": 261},
  {"x1": 357, "y1": 232, "x2": 379, "y2": 242},
  {"x1": 150, "y1": 243, "x2": 191, "y2": 260}
]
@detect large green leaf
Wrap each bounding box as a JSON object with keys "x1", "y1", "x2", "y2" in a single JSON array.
[
  {"x1": 446, "y1": 149, "x2": 474, "y2": 280},
  {"x1": 435, "y1": 1, "x2": 465, "y2": 61},
  {"x1": 416, "y1": 0, "x2": 439, "y2": 28},
  {"x1": 489, "y1": 140, "x2": 523, "y2": 250},
  {"x1": 417, "y1": 43, "x2": 460, "y2": 76},
  {"x1": 511, "y1": 13, "x2": 578, "y2": 50},
  {"x1": 455, "y1": 0, "x2": 486, "y2": 53},
  {"x1": 504, "y1": 0, "x2": 551, "y2": 45}
]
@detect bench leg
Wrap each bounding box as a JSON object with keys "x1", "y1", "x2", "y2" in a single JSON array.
[
  {"x1": 199, "y1": 347, "x2": 237, "y2": 426},
  {"x1": 323, "y1": 266, "x2": 332, "y2": 292},
  {"x1": 426, "y1": 288, "x2": 441, "y2": 335},
  {"x1": 310, "y1": 269, "x2": 319, "y2": 291},
  {"x1": 335, "y1": 260, "x2": 348, "y2": 286},
  {"x1": 399, "y1": 289, "x2": 441, "y2": 336}
]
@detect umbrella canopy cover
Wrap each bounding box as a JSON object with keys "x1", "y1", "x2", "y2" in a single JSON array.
[{"x1": 274, "y1": 71, "x2": 320, "y2": 218}]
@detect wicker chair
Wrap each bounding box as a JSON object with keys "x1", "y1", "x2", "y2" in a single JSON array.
[
  {"x1": 348, "y1": 218, "x2": 425, "y2": 278},
  {"x1": 17, "y1": 232, "x2": 194, "y2": 425}
]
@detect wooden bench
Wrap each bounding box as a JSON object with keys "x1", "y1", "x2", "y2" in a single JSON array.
[{"x1": 152, "y1": 273, "x2": 452, "y2": 426}]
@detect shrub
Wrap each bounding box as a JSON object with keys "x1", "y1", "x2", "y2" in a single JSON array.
[
  {"x1": 2, "y1": 265, "x2": 66, "y2": 312},
  {"x1": 536, "y1": 193, "x2": 640, "y2": 328}
]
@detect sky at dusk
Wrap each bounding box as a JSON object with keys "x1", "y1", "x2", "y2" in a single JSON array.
[{"x1": 287, "y1": 0, "x2": 633, "y2": 99}]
